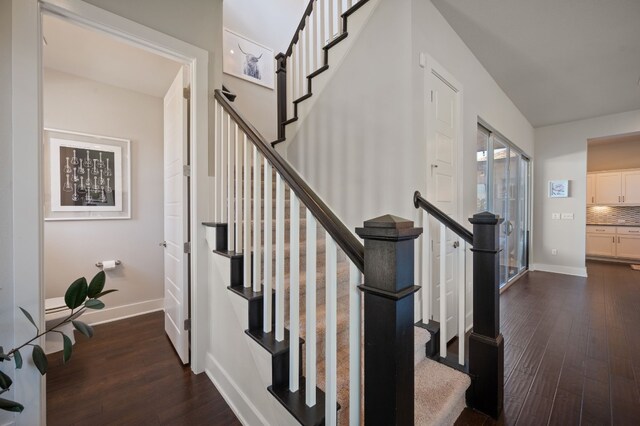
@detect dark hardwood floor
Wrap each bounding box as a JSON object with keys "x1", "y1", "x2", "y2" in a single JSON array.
[
  {"x1": 46, "y1": 311, "x2": 240, "y2": 426},
  {"x1": 456, "y1": 260, "x2": 640, "y2": 425}
]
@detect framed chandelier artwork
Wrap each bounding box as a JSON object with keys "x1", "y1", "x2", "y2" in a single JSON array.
[{"x1": 44, "y1": 128, "x2": 131, "y2": 220}]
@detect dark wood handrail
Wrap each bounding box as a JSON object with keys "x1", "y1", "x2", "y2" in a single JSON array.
[
  {"x1": 215, "y1": 89, "x2": 364, "y2": 272},
  {"x1": 413, "y1": 191, "x2": 473, "y2": 245}
]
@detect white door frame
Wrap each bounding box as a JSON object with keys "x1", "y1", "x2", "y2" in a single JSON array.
[
  {"x1": 12, "y1": 1, "x2": 209, "y2": 422},
  {"x1": 422, "y1": 54, "x2": 466, "y2": 337}
]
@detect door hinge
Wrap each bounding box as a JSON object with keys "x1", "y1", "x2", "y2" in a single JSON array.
[
  {"x1": 183, "y1": 165, "x2": 191, "y2": 177},
  {"x1": 184, "y1": 241, "x2": 191, "y2": 254},
  {"x1": 184, "y1": 318, "x2": 191, "y2": 331},
  {"x1": 183, "y1": 87, "x2": 191, "y2": 100}
]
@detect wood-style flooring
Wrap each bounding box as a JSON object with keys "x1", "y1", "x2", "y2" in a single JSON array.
[
  {"x1": 456, "y1": 260, "x2": 640, "y2": 425},
  {"x1": 46, "y1": 311, "x2": 240, "y2": 426}
]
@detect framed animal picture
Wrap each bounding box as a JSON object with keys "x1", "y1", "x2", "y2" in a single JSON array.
[{"x1": 223, "y1": 28, "x2": 274, "y2": 89}]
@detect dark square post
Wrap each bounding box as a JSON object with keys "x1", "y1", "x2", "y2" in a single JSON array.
[
  {"x1": 275, "y1": 53, "x2": 287, "y2": 140},
  {"x1": 355, "y1": 215, "x2": 422, "y2": 426},
  {"x1": 467, "y1": 211, "x2": 504, "y2": 419}
]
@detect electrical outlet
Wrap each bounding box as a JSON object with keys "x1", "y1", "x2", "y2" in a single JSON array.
[
  {"x1": 618, "y1": 219, "x2": 626, "y2": 223},
  {"x1": 551, "y1": 249, "x2": 558, "y2": 255},
  {"x1": 561, "y1": 213, "x2": 574, "y2": 220},
  {"x1": 552, "y1": 213, "x2": 560, "y2": 220}
]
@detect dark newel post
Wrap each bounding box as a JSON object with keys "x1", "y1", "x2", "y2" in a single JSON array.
[
  {"x1": 467, "y1": 212, "x2": 504, "y2": 419},
  {"x1": 275, "y1": 53, "x2": 287, "y2": 140},
  {"x1": 356, "y1": 215, "x2": 422, "y2": 426}
]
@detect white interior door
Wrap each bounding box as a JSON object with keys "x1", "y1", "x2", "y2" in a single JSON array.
[
  {"x1": 426, "y1": 69, "x2": 459, "y2": 342},
  {"x1": 163, "y1": 67, "x2": 189, "y2": 364}
]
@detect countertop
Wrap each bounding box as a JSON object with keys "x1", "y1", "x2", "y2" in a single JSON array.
[{"x1": 587, "y1": 223, "x2": 640, "y2": 227}]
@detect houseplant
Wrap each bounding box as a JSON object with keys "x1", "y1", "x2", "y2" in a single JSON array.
[{"x1": 0, "y1": 271, "x2": 116, "y2": 412}]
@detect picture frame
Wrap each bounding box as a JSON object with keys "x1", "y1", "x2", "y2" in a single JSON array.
[
  {"x1": 223, "y1": 28, "x2": 274, "y2": 89},
  {"x1": 44, "y1": 128, "x2": 131, "y2": 220},
  {"x1": 549, "y1": 180, "x2": 569, "y2": 198}
]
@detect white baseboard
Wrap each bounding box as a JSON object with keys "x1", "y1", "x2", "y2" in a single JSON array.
[
  {"x1": 82, "y1": 298, "x2": 164, "y2": 325},
  {"x1": 205, "y1": 353, "x2": 268, "y2": 426},
  {"x1": 530, "y1": 263, "x2": 588, "y2": 278}
]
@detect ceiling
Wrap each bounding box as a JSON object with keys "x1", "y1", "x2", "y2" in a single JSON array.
[
  {"x1": 43, "y1": 15, "x2": 181, "y2": 98},
  {"x1": 431, "y1": 0, "x2": 640, "y2": 128}
]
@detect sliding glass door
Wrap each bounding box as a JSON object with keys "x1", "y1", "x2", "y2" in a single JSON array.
[{"x1": 477, "y1": 124, "x2": 530, "y2": 287}]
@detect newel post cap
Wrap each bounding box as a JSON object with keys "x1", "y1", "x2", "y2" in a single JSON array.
[
  {"x1": 355, "y1": 214, "x2": 422, "y2": 241},
  {"x1": 469, "y1": 211, "x2": 503, "y2": 226}
]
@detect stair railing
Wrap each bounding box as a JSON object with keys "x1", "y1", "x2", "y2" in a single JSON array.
[
  {"x1": 213, "y1": 89, "x2": 364, "y2": 425},
  {"x1": 275, "y1": 0, "x2": 369, "y2": 139},
  {"x1": 414, "y1": 190, "x2": 505, "y2": 419}
]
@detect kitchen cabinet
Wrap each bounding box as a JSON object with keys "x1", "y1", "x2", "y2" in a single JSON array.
[
  {"x1": 586, "y1": 226, "x2": 640, "y2": 260},
  {"x1": 586, "y1": 173, "x2": 596, "y2": 205},
  {"x1": 591, "y1": 169, "x2": 640, "y2": 205},
  {"x1": 586, "y1": 226, "x2": 616, "y2": 257}
]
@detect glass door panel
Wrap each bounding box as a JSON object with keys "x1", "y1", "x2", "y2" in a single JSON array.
[
  {"x1": 491, "y1": 138, "x2": 509, "y2": 286},
  {"x1": 506, "y1": 148, "x2": 520, "y2": 282}
]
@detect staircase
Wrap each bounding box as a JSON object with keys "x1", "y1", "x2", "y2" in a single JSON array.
[{"x1": 204, "y1": 0, "x2": 505, "y2": 424}]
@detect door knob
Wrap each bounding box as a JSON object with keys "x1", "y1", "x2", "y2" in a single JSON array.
[
  {"x1": 453, "y1": 241, "x2": 460, "y2": 249},
  {"x1": 159, "y1": 241, "x2": 167, "y2": 247}
]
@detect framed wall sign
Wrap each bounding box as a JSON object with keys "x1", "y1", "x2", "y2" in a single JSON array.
[
  {"x1": 223, "y1": 28, "x2": 274, "y2": 89},
  {"x1": 44, "y1": 128, "x2": 131, "y2": 220},
  {"x1": 549, "y1": 180, "x2": 569, "y2": 198}
]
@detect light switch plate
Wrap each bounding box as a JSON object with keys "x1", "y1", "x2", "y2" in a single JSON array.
[
  {"x1": 552, "y1": 213, "x2": 560, "y2": 220},
  {"x1": 561, "y1": 213, "x2": 574, "y2": 220}
]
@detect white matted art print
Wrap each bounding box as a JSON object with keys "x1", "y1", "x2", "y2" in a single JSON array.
[
  {"x1": 223, "y1": 28, "x2": 274, "y2": 89},
  {"x1": 44, "y1": 128, "x2": 131, "y2": 220},
  {"x1": 549, "y1": 180, "x2": 569, "y2": 198}
]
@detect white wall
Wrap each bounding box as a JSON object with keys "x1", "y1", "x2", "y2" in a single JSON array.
[
  {"x1": 533, "y1": 109, "x2": 640, "y2": 276},
  {"x1": 223, "y1": 0, "x2": 307, "y2": 141},
  {"x1": 43, "y1": 68, "x2": 165, "y2": 322},
  {"x1": 286, "y1": 0, "x2": 534, "y2": 235},
  {"x1": 0, "y1": 0, "x2": 16, "y2": 423}
]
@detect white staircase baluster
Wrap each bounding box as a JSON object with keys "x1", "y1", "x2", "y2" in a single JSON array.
[
  {"x1": 227, "y1": 114, "x2": 234, "y2": 252},
  {"x1": 289, "y1": 193, "x2": 300, "y2": 392},
  {"x1": 298, "y1": 33, "x2": 305, "y2": 96},
  {"x1": 311, "y1": 2, "x2": 319, "y2": 72},
  {"x1": 243, "y1": 134, "x2": 251, "y2": 288},
  {"x1": 275, "y1": 174, "x2": 285, "y2": 341},
  {"x1": 263, "y1": 162, "x2": 273, "y2": 333},
  {"x1": 347, "y1": 0, "x2": 353, "y2": 9},
  {"x1": 319, "y1": 0, "x2": 327, "y2": 48},
  {"x1": 235, "y1": 125, "x2": 242, "y2": 254},
  {"x1": 349, "y1": 262, "x2": 362, "y2": 426},
  {"x1": 214, "y1": 101, "x2": 220, "y2": 222},
  {"x1": 253, "y1": 147, "x2": 262, "y2": 293},
  {"x1": 305, "y1": 210, "x2": 317, "y2": 407},
  {"x1": 291, "y1": 46, "x2": 298, "y2": 104},
  {"x1": 337, "y1": 0, "x2": 343, "y2": 33},
  {"x1": 221, "y1": 111, "x2": 228, "y2": 225},
  {"x1": 325, "y1": 235, "x2": 337, "y2": 426},
  {"x1": 458, "y1": 239, "x2": 466, "y2": 366},
  {"x1": 304, "y1": 16, "x2": 311, "y2": 81},
  {"x1": 328, "y1": 0, "x2": 334, "y2": 40},
  {"x1": 439, "y1": 223, "x2": 447, "y2": 358},
  {"x1": 422, "y1": 211, "x2": 431, "y2": 321}
]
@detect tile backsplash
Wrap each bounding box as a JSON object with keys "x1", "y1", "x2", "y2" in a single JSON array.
[{"x1": 587, "y1": 206, "x2": 640, "y2": 225}]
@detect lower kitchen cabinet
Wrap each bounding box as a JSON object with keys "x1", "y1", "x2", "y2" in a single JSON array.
[{"x1": 586, "y1": 226, "x2": 640, "y2": 260}]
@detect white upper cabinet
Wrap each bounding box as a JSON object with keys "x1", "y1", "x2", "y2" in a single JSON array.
[
  {"x1": 595, "y1": 172, "x2": 622, "y2": 204},
  {"x1": 590, "y1": 169, "x2": 640, "y2": 206},
  {"x1": 586, "y1": 173, "x2": 596, "y2": 205},
  {"x1": 622, "y1": 170, "x2": 640, "y2": 204}
]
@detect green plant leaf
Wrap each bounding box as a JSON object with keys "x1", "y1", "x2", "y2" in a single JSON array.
[
  {"x1": 88, "y1": 271, "x2": 106, "y2": 298},
  {"x1": 0, "y1": 397, "x2": 24, "y2": 413},
  {"x1": 13, "y1": 350, "x2": 22, "y2": 369},
  {"x1": 32, "y1": 345, "x2": 48, "y2": 376},
  {"x1": 72, "y1": 320, "x2": 94, "y2": 338},
  {"x1": 84, "y1": 299, "x2": 105, "y2": 310},
  {"x1": 0, "y1": 370, "x2": 12, "y2": 390},
  {"x1": 93, "y1": 289, "x2": 118, "y2": 299},
  {"x1": 62, "y1": 335, "x2": 72, "y2": 364},
  {"x1": 65, "y1": 277, "x2": 88, "y2": 309},
  {"x1": 19, "y1": 307, "x2": 38, "y2": 331}
]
